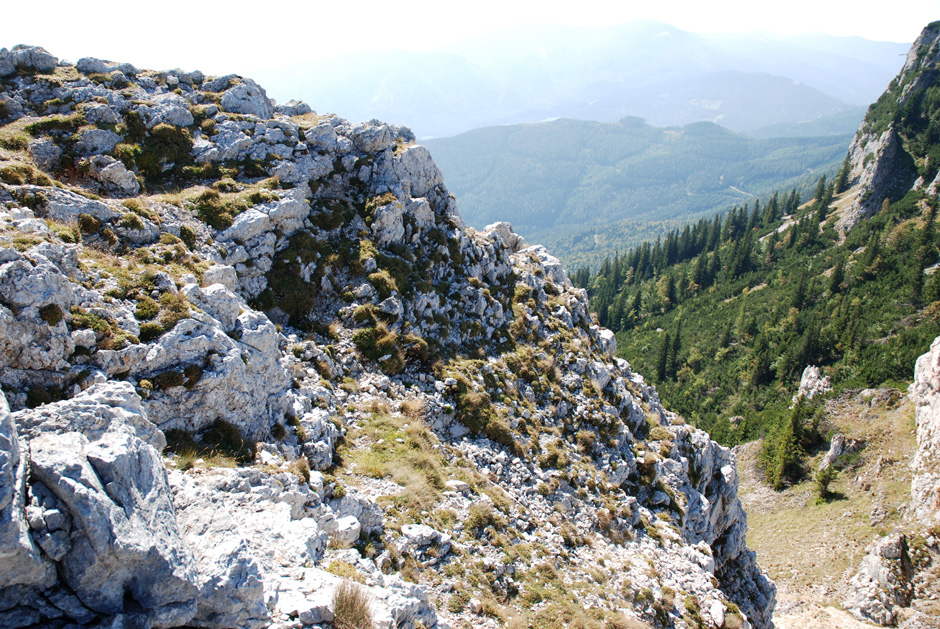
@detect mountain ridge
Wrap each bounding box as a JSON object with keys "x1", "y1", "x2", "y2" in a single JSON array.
[
  {"x1": 260, "y1": 22, "x2": 908, "y2": 139},
  {"x1": 0, "y1": 44, "x2": 775, "y2": 629}
]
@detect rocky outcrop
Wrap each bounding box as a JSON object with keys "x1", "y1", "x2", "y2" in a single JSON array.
[
  {"x1": 818, "y1": 433, "x2": 862, "y2": 472},
  {"x1": 844, "y1": 534, "x2": 915, "y2": 626},
  {"x1": 837, "y1": 126, "x2": 917, "y2": 233},
  {"x1": 3, "y1": 384, "x2": 200, "y2": 628},
  {"x1": 837, "y1": 22, "x2": 940, "y2": 233},
  {"x1": 910, "y1": 335, "x2": 940, "y2": 527},
  {"x1": 794, "y1": 365, "x2": 832, "y2": 403},
  {"x1": 0, "y1": 394, "x2": 55, "y2": 595},
  {"x1": 0, "y1": 45, "x2": 775, "y2": 628}
]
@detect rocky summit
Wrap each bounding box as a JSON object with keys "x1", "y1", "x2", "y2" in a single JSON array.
[{"x1": 0, "y1": 45, "x2": 775, "y2": 628}]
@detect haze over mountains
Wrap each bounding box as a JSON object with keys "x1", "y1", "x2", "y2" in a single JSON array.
[{"x1": 260, "y1": 21, "x2": 909, "y2": 139}]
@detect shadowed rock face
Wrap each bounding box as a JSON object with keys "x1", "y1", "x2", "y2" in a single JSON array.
[
  {"x1": 838, "y1": 22, "x2": 940, "y2": 233},
  {"x1": 0, "y1": 44, "x2": 776, "y2": 628}
]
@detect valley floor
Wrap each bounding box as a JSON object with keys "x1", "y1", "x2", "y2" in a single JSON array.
[{"x1": 737, "y1": 389, "x2": 940, "y2": 628}]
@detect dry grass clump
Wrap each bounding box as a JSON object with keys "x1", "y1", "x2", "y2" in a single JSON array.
[
  {"x1": 401, "y1": 397, "x2": 426, "y2": 421},
  {"x1": 332, "y1": 581, "x2": 373, "y2": 629}
]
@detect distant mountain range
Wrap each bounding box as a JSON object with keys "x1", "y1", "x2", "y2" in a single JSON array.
[
  {"x1": 424, "y1": 117, "x2": 852, "y2": 268},
  {"x1": 259, "y1": 21, "x2": 909, "y2": 138}
]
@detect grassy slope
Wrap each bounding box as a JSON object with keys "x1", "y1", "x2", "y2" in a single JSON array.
[{"x1": 738, "y1": 389, "x2": 940, "y2": 626}]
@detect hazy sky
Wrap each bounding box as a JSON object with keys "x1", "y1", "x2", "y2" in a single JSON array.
[{"x1": 3, "y1": 0, "x2": 938, "y2": 76}]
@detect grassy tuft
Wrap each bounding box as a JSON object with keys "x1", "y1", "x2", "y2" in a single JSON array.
[{"x1": 332, "y1": 581, "x2": 373, "y2": 629}]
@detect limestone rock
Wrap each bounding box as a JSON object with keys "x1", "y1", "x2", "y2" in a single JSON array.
[
  {"x1": 87, "y1": 155, "x2": 140, "y2": 195},
  {"x1": 220, "y1": 78, "x2": 273, "y2": 119},
  {"x1": 5, "y1": 45, "x2": 57, "y2": 74},
  {"x1": 794, "y1": 365, "x2": 832, "y2": 402},
  {"x1": 0, "y1": 247, "x2": 74, "y2": 311},
  {"x1": 819, "y1": 433, "x2": 861, "y2": 472},
  {"x1": 845, "y1": 534, "x2": 915, "y2": 625},
  {"x1": 392, "y1": 145, "x2": 443, "y2": 197},
  {"x1": 351, "y1": 122, "x2": 393, "y2": 153},
  {"x1": 41, "y1": 186, "x2": 118, "y2": 223},
  {"x1": 219, "y1": 208, "x2": 270, "y2": 242},
  {"x1": 910, "y1": 335, "x2": 940, "y2": 526},
  {"x1": 483, "y1": 221, "x2": 527, "y2": 252},
  {"x1": 304, "y1": 121, "x2": 339, "y2": 150},
  {"x1": 76, "y1": 57, "x2": 109, "y2": 74},
  {"x1": 371, "y1": 196, "x2": 405, "y2": 246},
  {"x1": 75, "y1": 128, "x2": 121, "y2": 156},
  {"x1": 8, "y1": 384, "x2": 200, "y2": 628},
  {"x1": 28, "y1": 138, "x2": 62, "y2": 171},
  {"x1": 83, "y1": 103, "x2": 121, "y2": 125},
  {"x1": 181, "y1": 282, "x2": 241, "y2": 331},
  {"x1": 0, "y1": 393, "x2": 55, "y2": 590},
  {"x1": 137, "y1": 94, "x2": 194, "y2": 128},
  {"x1": 0, "y1": 48, "x2": 13, "y2": 78},
  {"x1": 169, "y1": 472, "x2": 269, "y2": 628},
  {"x1": 117, "y1": 315, "x2": 292, "y2": 439},
  {"x1": 274, "y1": 99, "x2": 312, "y2": 116},
  {"x1": 201, "y1": 264, "x2": 239, "y2": 292},
  {"x1": 299, "y1": 408, "x2": 340, "y2": 470}
]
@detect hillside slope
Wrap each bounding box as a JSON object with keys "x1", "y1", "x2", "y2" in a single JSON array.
[
  {"x1": 426, "y1": 117, "x2": 850, "y2": 268},
  {"x1": 578, "y1": 21, "x2": 940, "y2": 628},
  {"x1": 0, "y1": 45, "x2": 774, "y2": 628},
  {"x1": 582, "y1": 21, "x2": 940, "y2": 448}
]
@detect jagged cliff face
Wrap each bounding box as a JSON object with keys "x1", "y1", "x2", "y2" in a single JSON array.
[
  {"x1": 838, "y1": 21, "x2": 940, "y2": 232},
  {"x1": 0, "y1": 45, "x2": 774, "y2": 628}
]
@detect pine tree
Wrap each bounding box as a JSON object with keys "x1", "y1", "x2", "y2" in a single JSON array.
[
  {"x1": 660, "y1": 273, "x2": 677, "y2": 308},
  {"x1": 630, "y1": 289, "x2": 642, "y2": 318},
  {"x1": 747, "y1": 200, "x2": 760, "y2": 232},
  {"x1": 719, "y1": 321, "x2": 732, "y2": 348},
  {"x1": 763, "y1": 192, "x2": 779, "y2": 225},
  {"x1": 829, "y1": 255, "x2": 845, "y2": 294},
  {"x1": 708, "y1": 249, "x2": 720, "y2": 283},
  {"x1": 860, "y1": 232, "x2": 881, "y2": 280},
  {"x1": 813, "y1": 175, "x2": 827, "y2": 204},
  {"x1": 692, "y1": 250, "x2": 708, "y2": 289},
  {"x1": 835, "y1": 155, "x2": 851, "y2": 193},
  {"x1": 791, "y1": 269, "x2": 808, "y2": 311},
  {"x1": 750, "y1": 334, "x2": 773, "y2": 387},
  {"x1": 764, "y1": 229, "x2": 778, "y2": 265},
  {"x1": 656, "y1": 332, "x2": 670, "y2": 382},
  {"x1": 669, "y1": 319, "x2": 682, "y2": 379},
  {"x1": 764, "y1": 399, "x2": 808, "y2": 490}
]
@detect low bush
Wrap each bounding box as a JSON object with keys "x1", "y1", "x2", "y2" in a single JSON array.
[
  {"x1": 456, "y1": 390, "x2": 494, "y2": 433},
  {"x1": 134, "y1": 296, "x2": 160, "y2": 320},
  {"x1": 38, "y1": 304, "x2": 63, "y2": 325},
  {"x1": 138, "y1": 321, "x2": 164, "y2": 342},
  {"x1": 24, "y1": 112, "x2": 84, "y2": 136},
  {"x1": 0, "y1": 163, "x2": 52, "y2": 186},
  {"x1": 77, "y1": 213, "x2": 102, "y2": 234}
]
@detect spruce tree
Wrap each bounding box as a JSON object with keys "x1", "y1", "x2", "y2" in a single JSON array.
[
  {"x1": 669, "y1": 319, "x2": 682, "y2": 379},
  {"x1": 656, "y1": 332, "x2": 670, "y2": 382},
  {"x1": 835, "y1": 155, "x2": 851, "y2": 193},
  {"x1": 813, "y1": 175, "x2": 827, "y2": 204},
  {"x1": 829, "y1": 255, "x2": 845, "y2": 294}
]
